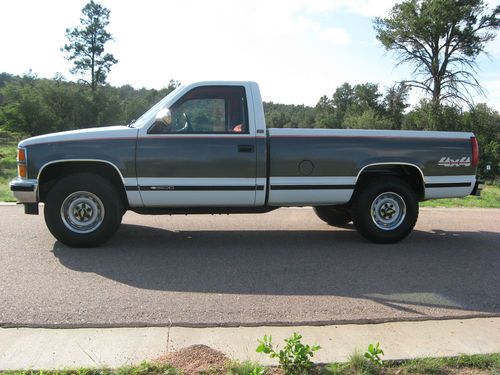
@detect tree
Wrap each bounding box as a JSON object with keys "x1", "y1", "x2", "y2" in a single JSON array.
[
  {"x1": 462, "y1": 103, "x2": 500, "y2": 177},
  {"x1": 344, "y1": 108, "x2": 393, "y2": 129},
  {"x1": 315, "y1": 95, "x2": 336, "y2": 128},
  {"x1": 403, "y1": 99, "x2": 463, "y2": 131},
  {"x1": 383, "y1": 83, "x2": 410, "y2": 129},
  {"x1": 375, "y1": 0, "x2": 499, "y2": 106},
  {"x1": 0, "y1": 75, "x2": 58, "y2": 136},
  {"x1": 353, "y1": 83, "x2": 383, "y2": 114},
  {"x1": 0, "y1": 72, "x2": 180, "y2": 135},
  {"x1": 332, "y1": 83, "x2": 355, "y2": 125},
  {"x1": 62, "y1": 0, "x2": 118, "y2": 92}
]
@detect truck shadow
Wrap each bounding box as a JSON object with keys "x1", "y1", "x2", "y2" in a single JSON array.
[{"x1": 52, "y1": 223, "x2": 500, "y2": 315}]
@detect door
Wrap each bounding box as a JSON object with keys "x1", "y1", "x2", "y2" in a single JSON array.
[{"x1": 136, "y1": 85, "x2": 258, "y2": 207}]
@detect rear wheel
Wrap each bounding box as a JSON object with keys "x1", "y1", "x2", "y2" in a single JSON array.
[
  {"x1": 352, "y1": 177, "x2": 418, "y2": 243},
  {"x1": 313, "y1": 206, "x2": 351, "y2": 226},
  {"x1": 44, "y1": 173, "x2": 123, "y2": 247}
]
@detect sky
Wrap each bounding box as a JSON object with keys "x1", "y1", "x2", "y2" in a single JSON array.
[{"x1": 1, "y1": 0, "x2": 499, "y2": 108}]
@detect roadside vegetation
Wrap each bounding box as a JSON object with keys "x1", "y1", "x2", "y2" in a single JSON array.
[
  {"x1": 2, "y1": 337, "x2": 499, "y2": 375},
  {"x1": 1, "y1": 353, "x2": 499, "y2": 375},
  {"x1": 0, "y1": 135, "x2": 18, "y2": 202},
  {"x1": 420, "y1": 184, "x2": 500, "y2": 208}
]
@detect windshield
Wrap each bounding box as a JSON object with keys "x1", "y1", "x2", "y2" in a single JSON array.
[{"x1": 129, "y1": 85, "x2": 184, "y2": 128}]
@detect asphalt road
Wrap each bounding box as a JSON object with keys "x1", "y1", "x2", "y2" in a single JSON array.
[{"x1": 0, "y1": 205, "x2": 499, "y2": 328}]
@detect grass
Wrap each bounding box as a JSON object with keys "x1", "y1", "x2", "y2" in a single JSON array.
[
  {"x1": 325, "y1": 353, "x2": 500, "y2": 375},
  {"x1": 326, "y1": 351, "x2": 377, "y2": 375},
  {"x1": 420, "y1": 184, "x2": 500, "y2": 208},
  {"x1": 226, "y1": 361, "x2": 266, "y2": 374},
  {"x1": 386, "y1": 353, "x2": 500, "y2": 374},
  {"x1": 0, "y1": 362, "x2": 180, "y2": 375},
  {"x1": 0, "y1": 139, "x2": 18, "y2": 202},
  {"x1": 1, "y1": 354, "x2": 499, "y2": 375}
]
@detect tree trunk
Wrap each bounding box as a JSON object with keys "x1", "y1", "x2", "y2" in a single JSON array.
[
  {"x1": 432, "y1": 75, "x2": 441, "y2": 107},
  {"x1": 430, "y1": 77, "x2": 442, "y2": 131},
  {"x1": 91, "y1": 53, "x2": 95, "y2": 92}
]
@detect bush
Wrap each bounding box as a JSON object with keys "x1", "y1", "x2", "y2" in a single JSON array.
[{"x1": 256, "y1": 333, "x2": 321, "y2": 375}]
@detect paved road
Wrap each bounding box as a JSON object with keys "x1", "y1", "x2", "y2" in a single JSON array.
[{"x1": 0, "y1": 205, "x2": 499, "y2": 328}]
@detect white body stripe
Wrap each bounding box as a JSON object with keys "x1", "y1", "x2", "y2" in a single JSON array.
[
  {"x1": 425, "y1": 175, "x2": 476, "y2": 184},
  {"x1": 268, "y1": 189, "x2": 354, "y2": 206},
  {"x1": 133, "y1": 177, "x2": 257, "y2": 207},
  {"x1": 255, "y1": 177, "x2": 267, "y2": 206},
  {"x1": 268, "y1": 176, "x2": 355, "y2": 206},
  {"x1": 126, "y1": 191, "x2": 143, "y2": 207},
  {"x1": 123, "y1": 177, "x2": 138, "y2": 186},
  {"x1": 124, "y1": 176, "x2": 142, "y2": 208},
  {"x1": 125, "y1": 175, "x2": 477, "y2": 206},
  {"x1": 425, "y1": 187, "x2": 475, "y2": 199},
  {"x1": 140, "y1": 191, "x2": 256, "y2": 207},
  {"x1": 424, "y1": 175, "x2": 476, "y2": 199}
]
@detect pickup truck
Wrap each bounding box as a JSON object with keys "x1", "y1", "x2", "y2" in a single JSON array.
[{"x1": 10, "y1": 81, "x2": 482, "y2": 247}]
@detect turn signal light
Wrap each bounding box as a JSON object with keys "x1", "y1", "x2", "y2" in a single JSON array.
[
  {"x1": 18, "y1": 164, "x2": 27, "y2": 178},
  {"x1": 17, "y1": 148, "x2": 26, "y2": 162}
]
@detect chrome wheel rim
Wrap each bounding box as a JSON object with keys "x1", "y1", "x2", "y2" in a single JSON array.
[
  {"x1": 371, "y1": 192, "x2": 406, "y2": 231},
  {"x1": 61, "y1": 191, "x2": 105, "y2": 234}
]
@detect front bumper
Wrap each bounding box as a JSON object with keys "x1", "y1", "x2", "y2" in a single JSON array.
[
  {"x1": 470, "y1": 180, "x2": 484, "y2": 196},
  {"x1": 10, "y1": 178, "x2": 38, "y2": 203}
]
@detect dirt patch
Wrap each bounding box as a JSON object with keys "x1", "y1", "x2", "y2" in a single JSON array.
[
  {"x1": 266, "y1": 368, "x2": 285, "y2": 375},
  {"x1": 155, "y1": 344, "x2": 229, "y2": 374},
  {"x1": 384, "y1": 367, "x2": 491, "y2": 375},
  {"x1": 446, "y1": 368, "x2": 490, "y2": 375}
]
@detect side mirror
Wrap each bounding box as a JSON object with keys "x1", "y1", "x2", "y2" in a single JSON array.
[{"x1": 155, "y1": 108, "x2": 172, "y2": 125}]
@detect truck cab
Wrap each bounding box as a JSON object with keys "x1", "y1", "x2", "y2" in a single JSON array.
[{"x1": 132, "y1": 81, "x2": 268, "y2": 208}]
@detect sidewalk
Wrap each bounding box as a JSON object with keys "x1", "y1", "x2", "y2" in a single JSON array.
[{"x1": 1, "y1": 317, "x2": 499, "y2": 370}]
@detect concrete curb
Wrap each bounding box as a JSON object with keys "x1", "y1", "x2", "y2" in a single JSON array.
[{"x1": 1, "y1": 317, "x2": 499, "y2": 370}]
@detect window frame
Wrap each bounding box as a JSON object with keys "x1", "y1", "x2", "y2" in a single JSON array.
[{"x1": 147, "y1": 85, "x2": 250, "y2": 135}]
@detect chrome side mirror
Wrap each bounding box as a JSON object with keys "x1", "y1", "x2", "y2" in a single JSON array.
[{"x1": 155, "y1": 108, "x2": 172, "y2": 125}]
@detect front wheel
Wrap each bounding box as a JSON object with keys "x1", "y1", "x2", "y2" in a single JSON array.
[
  {"x1": 44, "y1": 173, "x2": 123, "y2": 247},
  {"x1": 352, "y1": 177, "x2": 418, "y2": 244}
]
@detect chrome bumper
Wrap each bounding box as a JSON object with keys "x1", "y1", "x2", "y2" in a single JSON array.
[{"x1": 10, "y1": 178, "x2": 38, "y2": 203}]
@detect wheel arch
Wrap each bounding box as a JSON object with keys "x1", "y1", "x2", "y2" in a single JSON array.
[
  {"x1": 354, "y1": 162, "x2": 425, "y2": 201},
  {"x1": 38, "y1": 159, "x2": 129, "y2": 208}
]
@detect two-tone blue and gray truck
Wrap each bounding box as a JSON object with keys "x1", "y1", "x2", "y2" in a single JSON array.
[{"x1": 10, "y1": 81, "x2": 482, "y2": 247}]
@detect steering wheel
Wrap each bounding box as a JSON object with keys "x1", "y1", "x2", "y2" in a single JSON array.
[{"x1": 177, "y1": 112, "x2": 193, "y2": 133}]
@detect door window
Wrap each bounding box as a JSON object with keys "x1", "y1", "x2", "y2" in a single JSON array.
[{"x1": 149, "y1": 86, "x2": 248, "y2": 134}]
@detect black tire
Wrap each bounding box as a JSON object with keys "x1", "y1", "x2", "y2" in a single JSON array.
[
  {"x1": 352, "y1": 177, "x2": 418, "y2": 244},
  {"x1": 44, "y1": 173, "x2": 123, "y2": 247},
  {"x1": 313, "y1": 206, "x2": 352, "y2": 226}
]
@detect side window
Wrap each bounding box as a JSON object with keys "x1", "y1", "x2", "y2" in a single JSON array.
[{"x1": 149, "y1": 86, "x2": 248, "y2": 134}]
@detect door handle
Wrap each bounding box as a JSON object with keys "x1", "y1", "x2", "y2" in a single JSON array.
[{"x1": 238, "y1": 144, "x2": 254, "y2": 153}]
